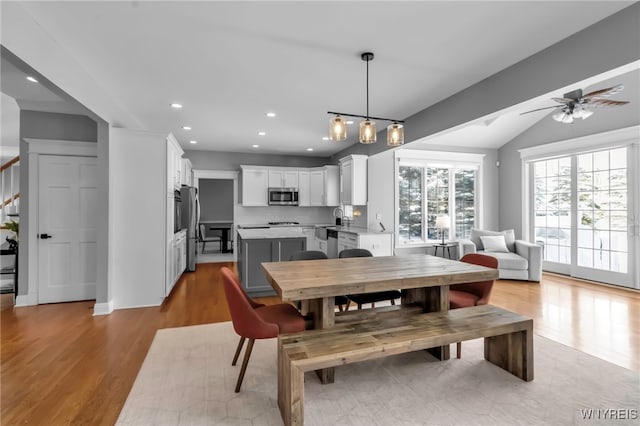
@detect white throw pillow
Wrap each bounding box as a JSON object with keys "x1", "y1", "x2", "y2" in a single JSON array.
[{"x1": 480, "y1": 235, "x2": 510, "y2": 253}]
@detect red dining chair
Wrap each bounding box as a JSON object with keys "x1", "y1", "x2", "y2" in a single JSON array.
[
  {"x1": 449, "y1": 253, "x2": 499, "y2": 358},
  {"x1": 220, "y1": 266, "x2": 306, "y2": 392}
]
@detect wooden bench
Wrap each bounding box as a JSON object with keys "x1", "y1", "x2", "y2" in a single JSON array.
[{"x1": 277, "y1": 304, "x2": 533, "y2": 426}]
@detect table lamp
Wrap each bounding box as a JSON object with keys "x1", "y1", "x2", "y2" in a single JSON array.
[{"x1": 435, "y1": 214, "x2": 450, "y2": 245}]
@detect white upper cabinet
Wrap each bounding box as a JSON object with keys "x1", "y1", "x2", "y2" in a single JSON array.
[
  {"x1": 339, "y1": 154, "x2": 367, "y2": 206},
  {"x1": 298, "y1": 171, "x2": 310, "y2": 206},
  {"x1": 181, "y1": 158, "x2": 193, "y2": 186},
  {"x1": 241, "y1": 166, "x2": 269, "y2": 206},
  {"x1": 166, "y1": 134, "x2": 184, "y2": 191},
  {"x1": 268, "y1": 169, "x2": 299, "y2": 188},
  {"x1": 309, "y1": 166, "x2": 339, "y2": 206}
]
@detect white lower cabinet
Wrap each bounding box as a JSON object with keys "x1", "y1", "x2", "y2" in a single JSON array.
[
  {"x1": 316, "y1": 239, "x2": 328, "y2": 254},
  {"x1": 302, "y1": 227, "x2": 316, "y2": 251},
  {"x1": 337, "y1": 231, "x2": 393, "y2": 256},
  {"x1": 167, "y1": 230, "x2": 186, "y2": 296}
]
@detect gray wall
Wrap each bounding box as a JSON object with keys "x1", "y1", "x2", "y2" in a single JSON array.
[
  {"x1": 18, "y1": 110, "x2": 98, "y2": 297},
  {"x1": 199, "y1": 179, "x2": 234, "y2": 222},
  {"x1": 19, "y1": 110, "x2": 97, "y2": 141},
  {"x1": 184, "y1": 150, "x2": 330, "y2": 171}
]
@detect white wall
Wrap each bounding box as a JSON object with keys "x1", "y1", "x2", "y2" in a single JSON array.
[
  {"x1": 109, "y1": 128, "x2": 166, "y2": 309},
  {"x1": 367, "y1": 149, "x2": 395, "y2": 232}
]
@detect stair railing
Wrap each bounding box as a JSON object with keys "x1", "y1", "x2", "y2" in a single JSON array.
[{"x1": 1, "y1": 156, "x2": 20, "y2": 221}]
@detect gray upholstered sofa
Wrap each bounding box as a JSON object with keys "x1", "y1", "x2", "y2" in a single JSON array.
[{"x1": 460, "y1": 229, "x2": 542, "y2": 282}]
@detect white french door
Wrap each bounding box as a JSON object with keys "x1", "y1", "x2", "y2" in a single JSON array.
[
  {"x1": 531, "y1": 146, "x2": 636, "y2": 288},
  {"x1": 38, "y1": 155, "x2": 98, "y2": 303}
]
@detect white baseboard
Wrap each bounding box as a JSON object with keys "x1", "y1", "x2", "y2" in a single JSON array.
[
  {"x1": 15, "y1": 292, "x2": 37, "y2": 307},
  {"x1": 93, "y1": 300, "x2": 114, "y2": 316}
]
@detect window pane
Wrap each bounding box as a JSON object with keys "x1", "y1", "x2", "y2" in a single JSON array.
[
  {"x1": 578, "y1": 153, "x2": 592, "y2": 172},
  {"x1": 610, "y1": 148, "x2": 626, "y2": 169},
  {"x1": 426, "y1": 168, "x2": 449, "y2": 241},
  {"x1": 455, "y1": 168, "x2": 475, "y2": 239},
  {"x1": 532, "y1": 157, "x2": 571, "y2": 264},
  {"x1": 398, "y1": 166, "x2": 423, "y2": 243}
]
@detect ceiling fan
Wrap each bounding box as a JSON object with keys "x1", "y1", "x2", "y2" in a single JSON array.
[{"x1": 521, "y1": 84, "x2": 629, "y2": 123}]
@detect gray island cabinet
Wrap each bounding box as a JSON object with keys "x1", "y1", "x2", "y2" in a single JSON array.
[{"x1": 237, "y1": 229, "x2": 306, "y2": 296}]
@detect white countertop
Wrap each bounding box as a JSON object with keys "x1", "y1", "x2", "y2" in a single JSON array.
[
  {"x1": 237, "y1": 228, "x2": 307, "y2": 239},
  {"x1": 332, "y1": 226, "x2": 392, "y2": 236}
]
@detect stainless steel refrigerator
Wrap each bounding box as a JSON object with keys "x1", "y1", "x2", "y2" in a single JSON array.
[{"x1": 180, "y1": 185, "x2": 199, "y2": 271}]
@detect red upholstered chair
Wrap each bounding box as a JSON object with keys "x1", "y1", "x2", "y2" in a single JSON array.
[
  {"x1": 220, "y1": 266, "x2": 306, "y2": 392},
  {"x1": 449, "y1": 253, "x2": 499, "y2": 358}
]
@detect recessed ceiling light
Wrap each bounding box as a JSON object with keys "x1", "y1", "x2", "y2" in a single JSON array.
[
  {"x1": 322, "y1": 136, "x2": 329, "y2": 141},
  {"x1": 182, "y1": 126, "x2": 192, "y2": 130},
  {"x1": 26, "y1": 76, "x2": 38, "y2": 83},
  {"x1": 266, "y1": 112, "x2": 276, "y2": 118},
  {"x1": 170, "y1": 103, "x2": 183, "y2": 109},
  {"x1": 258, "y1": 131, "x2": 266, "y2": 136},
  {"x1": 189, "y1": 140, "x2": 197, "y2": 144},
  {"x1": 252, "y1": 144, "x2": 259, "y2": 148},
  {"x1": 346, "y1": 120, "x2": 354, "y2": 125},
  {"x1": 307, "y1": 148, "x2": 314, "y2": 152}
]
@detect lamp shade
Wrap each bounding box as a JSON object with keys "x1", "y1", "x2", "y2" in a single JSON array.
[
  {"x1": 386, "y1": 123, "x2": 404, "y2": 146},
  {"x1": 435, "y1": 214, "x2": 450, "y2": 229},
  {"x1": 359, "y1": 119, "x2": 376, "y2": 144},
  {"x1": 329, "y1": 115, "x2": 347, "y2": 141}
]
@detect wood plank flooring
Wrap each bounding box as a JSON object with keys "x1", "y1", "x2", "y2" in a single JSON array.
[{"x1": 1, "y1": 263, "x2": 638, "y2": 425}]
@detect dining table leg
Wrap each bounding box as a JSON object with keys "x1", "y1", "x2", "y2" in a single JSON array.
[
  {"x1": 402, "y1": 285, "x2": 450, "y2": 360},
  {"x1": 308, "y1": 296, "x2": 335, "y2": 384}
]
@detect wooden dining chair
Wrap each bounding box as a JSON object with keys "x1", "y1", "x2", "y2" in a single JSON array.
[
  {"x1": 450, "y1": 253, "x2": 499, "y2": 358},
  {"x1": 289, "y1": 250, "x2": 351, "y2": 312},
  {"x1": 220, "y1": 266, "x2": 306, "y2": 392},
  {"x1": 339, "y1": 249, "x2": 401, "y2": 310}
]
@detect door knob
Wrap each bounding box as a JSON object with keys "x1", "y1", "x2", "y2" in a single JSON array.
[{"x1": 39, "y1": 233, "x2": 52, "y2": 239}]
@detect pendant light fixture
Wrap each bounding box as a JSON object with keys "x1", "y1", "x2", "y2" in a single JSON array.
[{"x1": 328, "y1": 52, "x2": 405, "y2": 146}]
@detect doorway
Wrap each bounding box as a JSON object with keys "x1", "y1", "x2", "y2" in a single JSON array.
[
  {"x1": 193, "y1": 170, "x2": 238, "y2": 264},
  {"x1": 529, "y1": 145, "x2": 637, "y2": 288}
]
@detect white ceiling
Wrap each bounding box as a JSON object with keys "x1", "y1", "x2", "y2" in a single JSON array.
[{"x1": 3, "y1": 1, "x2": 636, "y2": 156}]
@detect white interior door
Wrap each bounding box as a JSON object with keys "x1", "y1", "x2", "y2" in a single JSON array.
[{"x1": 38, "y1": 155, "x2": 98, "y2": 303}]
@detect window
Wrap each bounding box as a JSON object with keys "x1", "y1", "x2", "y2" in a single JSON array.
[
  {"x1": 522, "y1": 127, "x2": 638, "y2": 289},
  {"x1": 397, "y1": 151, "x2": 481, "y2": 245}
]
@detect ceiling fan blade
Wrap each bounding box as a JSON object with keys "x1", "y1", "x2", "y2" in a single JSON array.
[
  {"x1": 582, "y1": 84, "x2": 624, "y2": 100},
  {"x1": 520, "y1": 105, "x2": 563, "y2": 115},
  {"x1": 552, "y1": 97, "x2": 574, "y2": 104},
  {"x1": 585, "y1": 99, "x2": 630, "y2": 108}
]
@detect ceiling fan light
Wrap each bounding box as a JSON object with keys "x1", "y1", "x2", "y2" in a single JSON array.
[
  {"x1": 553, "y1": 109, "x2": 574, "y2": 124},
  {"x1": 574, "y1": 105, "x2": 593, "y2": 120},
  {"x1": 329, "y1": 115, "x2": 347, "y2": 141},
  {"x1": 386, "y1": 123, "x2": 404, "y2": 146},
  {"x1": 359, "y1": 119, "x2": 376, "y2": 144}
]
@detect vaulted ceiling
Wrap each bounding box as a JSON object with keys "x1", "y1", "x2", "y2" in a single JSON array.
[{"x1": 1, "y1": 1, "x2": 637, "y2": 157}]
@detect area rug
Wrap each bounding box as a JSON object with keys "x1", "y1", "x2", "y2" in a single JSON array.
[{"x1": 117, "y1": 322, "x2": 639, "y2": 425}]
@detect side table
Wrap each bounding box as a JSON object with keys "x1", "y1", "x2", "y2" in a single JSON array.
[{"x1": 433, "y1": 242, "x2": 458, "y2": 259}]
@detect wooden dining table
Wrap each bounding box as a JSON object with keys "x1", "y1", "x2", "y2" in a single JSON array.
[{"x1": 262, "y1": 254, "x2": 499, "y2": 384}]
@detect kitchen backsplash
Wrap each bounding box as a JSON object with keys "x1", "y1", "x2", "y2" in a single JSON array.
[{"x1": 235, "y1": 205, "x2": 334, "y2": 226}]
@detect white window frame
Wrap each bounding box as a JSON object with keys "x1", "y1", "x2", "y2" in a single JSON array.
[{"x1": 394, "y1": 149, "x2": 484, "y2": 247}]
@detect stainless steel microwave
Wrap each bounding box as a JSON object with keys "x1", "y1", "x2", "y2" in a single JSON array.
[{"x1": 268, "y1": 187, "x2": 299, "y2": 206}]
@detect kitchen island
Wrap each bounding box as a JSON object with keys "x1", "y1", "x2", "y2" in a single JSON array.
[{"x1": 236, "y1": 228, "x2": 307, "y2": 296}]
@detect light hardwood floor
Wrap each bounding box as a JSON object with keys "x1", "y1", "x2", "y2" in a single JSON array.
[{"x1": 1, "y1": 263, "x2": 638, "y2": 425}]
